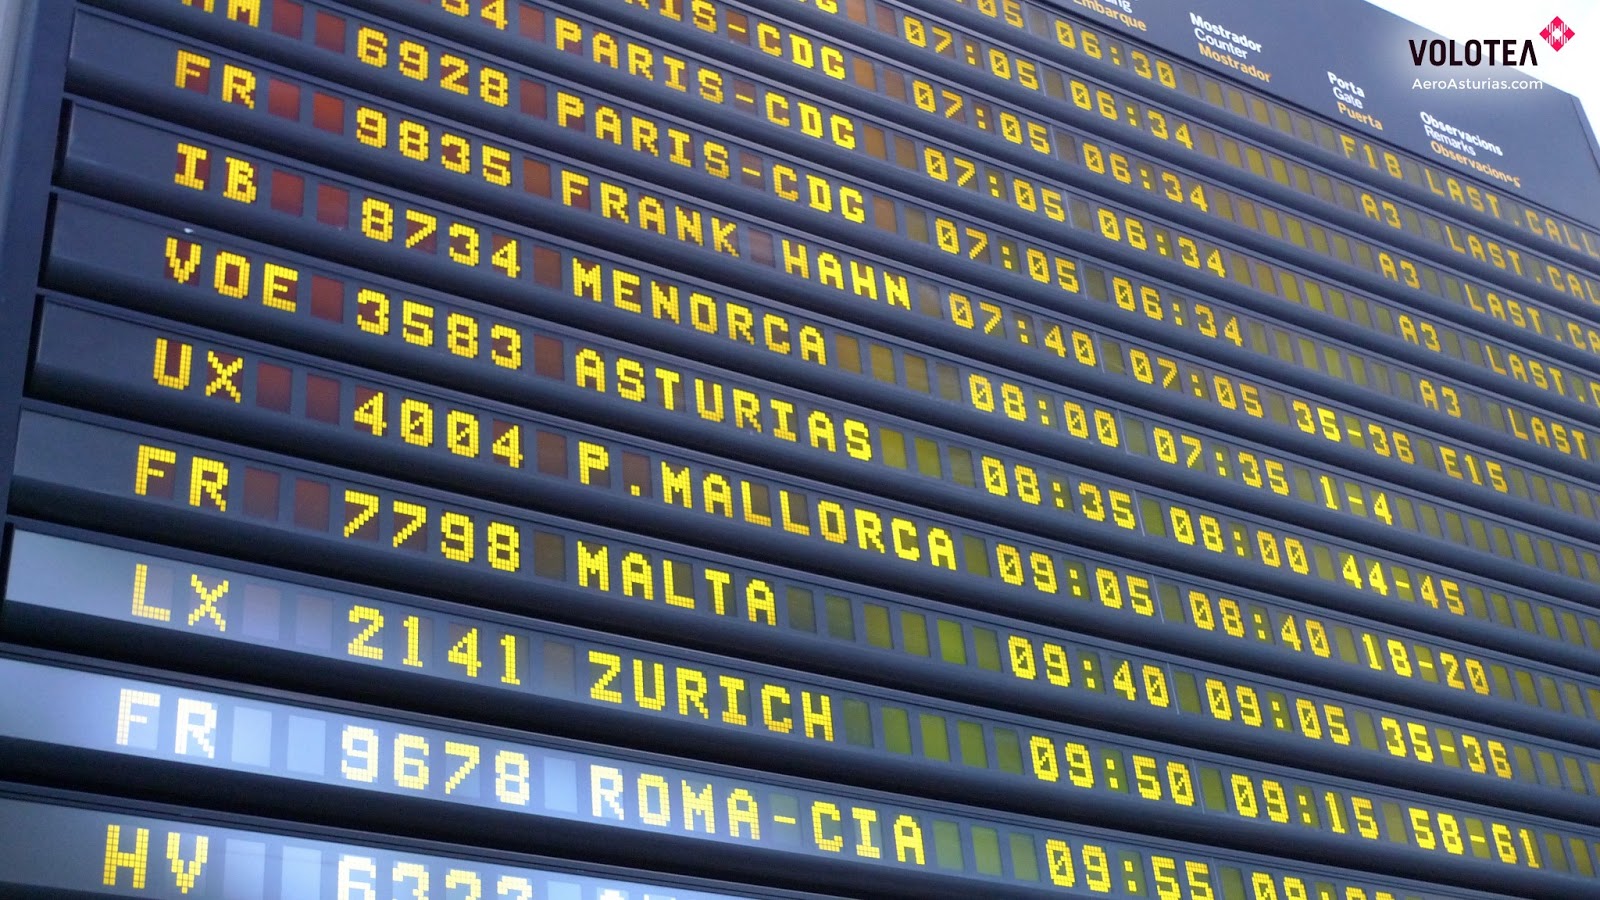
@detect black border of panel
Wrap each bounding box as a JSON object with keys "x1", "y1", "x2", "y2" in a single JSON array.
[
  {"x1": 0, "y1": 0, "x2": 67, "y2": 519},
  {"x1": 1577, "y1": 93, "x2": 1600, "y2": 207}
]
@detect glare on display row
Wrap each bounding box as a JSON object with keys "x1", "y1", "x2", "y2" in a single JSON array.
[
  {"x1": 0, "y1": 655, "x2": 1591, "y2": 897},
  {"x1": 30, "y1": 294, "x2": 1600, "y2": 755},
  {"x1": 13, "y1": 409, "x2": 1600, "y2": 823},
  {"x1": 12, "y1": 521, "x2": 1600, "y2": 842}
]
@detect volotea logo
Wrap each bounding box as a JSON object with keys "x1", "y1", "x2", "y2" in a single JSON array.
[{"x1": 1540, "y1": 16, "x2": 1576, "y2": 51}]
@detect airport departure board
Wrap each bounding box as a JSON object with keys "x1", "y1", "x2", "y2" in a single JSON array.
[{"x1": 2, "y1": 0, "x2": 1600, "y2": 897}]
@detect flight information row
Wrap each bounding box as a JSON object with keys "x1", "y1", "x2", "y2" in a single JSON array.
[
  {"x1": 54, "y1": 103, "x2": 1600, "y2": 669},
  {"x1": 66, "y1": 3, "x2": 1600, "y2": 527},
  {"x1": 2, "y1": 788, "x2": 846, "y2": 900},
  {"x1": 101, "y1": 0, "x2": 1600, "y2": 447},
  {"x1": 15, "y1": 407, "x2": 1600, "y2": 821},
  {"x1": 0, "y1": 651, "x2": 1594, "y2": 897},
  {"x1": 10, "y1": 523, "x2": 1600, "y2": 834},
  {"x1": 32, "y1": 291, "x2": 1600, "y2": 745}
]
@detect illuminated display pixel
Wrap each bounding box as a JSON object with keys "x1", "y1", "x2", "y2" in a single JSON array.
[{"x1": 4, "y1": 0, "x2": 1600, "y2": 896}]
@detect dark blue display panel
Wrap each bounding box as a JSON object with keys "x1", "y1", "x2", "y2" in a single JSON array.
[{"x1": 2, "y1": 0, "x2": 1599, "y2": 897}]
